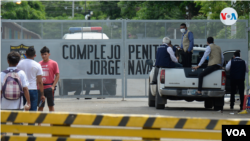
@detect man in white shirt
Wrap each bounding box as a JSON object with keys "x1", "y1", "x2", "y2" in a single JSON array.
[
  {"x1": 17, "y1": 47, "x2": 45, "y2": 111},
  {"x1": 151, "y1": 37, "x2": 182, "y2": 84},
  {"x1": 193, "y1": 37, "x2": 224, "y2": 96}
]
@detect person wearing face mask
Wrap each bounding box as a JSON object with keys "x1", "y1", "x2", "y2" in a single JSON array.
[
  {"x1": 150, "y1": 37, "x2": 182, "y2": 84},
  {"x1": 180, "y1": 23, "x2": 194, "y2": 67}
]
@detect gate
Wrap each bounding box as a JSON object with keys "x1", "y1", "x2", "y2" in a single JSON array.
[{"x1": 1, "y1": 20, "x2": 249, "y2": 99}]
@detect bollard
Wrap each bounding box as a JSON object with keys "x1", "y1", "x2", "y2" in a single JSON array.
[
  {"x1": 243, "y1": 94, "x2": 250, "y2": 110},
  {"x1": 247, "y1": 95, "x2": 250, "y2": 109}
]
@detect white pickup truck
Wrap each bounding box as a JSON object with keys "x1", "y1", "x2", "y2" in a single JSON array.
[{"x1": 148, "y1": 47, "x2": 236, "y2": 110}]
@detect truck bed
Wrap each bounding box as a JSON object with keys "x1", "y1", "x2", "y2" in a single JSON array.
[
  {"x1": 149, "y1": 67, "x2": 225, "y2": 98},
  {"x1": 163, "y1": 68, "x2": 224, "y2": 89}
]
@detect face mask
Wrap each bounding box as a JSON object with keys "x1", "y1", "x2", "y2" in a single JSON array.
[{"x1": 180, "y1": 29, "x2": 186, "y2": 33}]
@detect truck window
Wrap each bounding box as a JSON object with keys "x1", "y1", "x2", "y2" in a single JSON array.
[
  {"x1": 178, "y1": 50, "x2": 206, "y2": 67},
  {"x1": 223, "y1": 52, "x2": 234, "y2": 67}
]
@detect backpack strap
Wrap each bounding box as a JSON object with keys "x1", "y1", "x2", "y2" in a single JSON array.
[
  {"x1": 14, "y1": 69, "x2": 20, "y2": 73},
  {"x1": 2, "y1": 70, "x2": 10, "y2": 74},
  {"x1": 2, "y1": 69, "x2": 20, "y2": 74}
]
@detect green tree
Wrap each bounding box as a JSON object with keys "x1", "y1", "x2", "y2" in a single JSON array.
[
  {"x1": 1, "y1": 1, "x2": 46, "y2": 19},
  {"x1": 233, "y1": 1, "x2": 250, "y2": 19},
  {"x1": 119, "y1": 1, "x2": 201, "y2": 20},
  {"x1": 194, "y1": 1, "x2": 231, "y2": 19},
  {"x1": 42, "y1": 1, "x2": 89, "y2": 19}
]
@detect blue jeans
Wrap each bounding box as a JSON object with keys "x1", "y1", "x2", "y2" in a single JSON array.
[{"x1": 23, "y1": 90, "x2": 38, "y2": 111}]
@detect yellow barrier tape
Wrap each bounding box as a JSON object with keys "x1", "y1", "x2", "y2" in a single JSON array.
[
  {"x1": 1, "y1": 125, "x2": 221, "y2": 140},
  {"x1": 1, "y1": 110, "x2": 249, "y2": 130},
  {"x1": 0, "y1": 136, "x2": 144, "y2": 141}
]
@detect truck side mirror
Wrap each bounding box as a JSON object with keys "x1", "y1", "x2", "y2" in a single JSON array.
[{"x1": 146, "y1": 59, "x2": 153, "y2": 66}]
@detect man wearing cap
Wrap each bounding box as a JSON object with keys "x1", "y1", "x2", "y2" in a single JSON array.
[
  {"x1": 150, "y1": 37, "x2": 182, "y2": 84},
  {"x1": 180, "y1": 23, "x2": 194, "y2": 67}
]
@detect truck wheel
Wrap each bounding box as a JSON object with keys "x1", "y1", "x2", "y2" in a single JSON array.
[
  {"x1": 148, "y1": 84, "x2": 155, "y2": 107},
  {"x1": 213, "y1": 97, "x2": 224, "y2": 111},
  {"x1": 155, "y1": 84, "x2": 166, "y2": 109},
  {"x1": 214, "y1": 106, "x2": 223, "y2": 111},
  {"x1": 204, "y1": 99, "x2": 213, "y2": 109}
]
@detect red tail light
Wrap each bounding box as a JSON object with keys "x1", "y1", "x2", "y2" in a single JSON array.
[
  {"x1": 160, "y1": 70, "x2": 165, "y2": 84},
  {"x1": 222, "y1": 71, "x2": 226, "y2": 86}
]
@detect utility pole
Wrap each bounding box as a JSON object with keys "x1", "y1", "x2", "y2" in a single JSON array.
[
  {"x1": 64, "y1": 0, "x2": 81, "y2": 18},
  {"x1": 231, "y1": 0, "x2": 237, "y2": 38},
  {"x1": 72, "y1": 0, "x2": 74, "y2": 18}
]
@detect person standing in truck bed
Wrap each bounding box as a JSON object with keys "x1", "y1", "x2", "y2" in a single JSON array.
[
  {"x1": 192, "y1": 37, "x2": 224, "y2": 96},
  {"x1": 180, "y1": 23, "x2": 194, "y2": 67}
]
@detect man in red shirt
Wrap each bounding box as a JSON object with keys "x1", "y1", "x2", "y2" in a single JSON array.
[{"x1": 37, "y1": 46, "x2": 60, "y2": 112}]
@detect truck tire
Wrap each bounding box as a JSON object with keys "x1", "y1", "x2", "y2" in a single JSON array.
[
  {"x1": 214, "y1": 106, "x2": 223, "y2": 111},
  {"x1": 155, "y1": 84, "x2": 166, "y2": 109},
  {"x1": 213, "y1": 97, "x2": 224, "y2": 111},
  {"x1": 148, "y1": 84, "x2": 155, "y2": 107},
  {"x1": 204, "y1": 99, "x2": 213, "y2": 109}
]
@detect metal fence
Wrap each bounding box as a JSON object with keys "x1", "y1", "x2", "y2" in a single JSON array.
[{"x1": 1, "y1": 20, "x2": 249, "y2": 98}]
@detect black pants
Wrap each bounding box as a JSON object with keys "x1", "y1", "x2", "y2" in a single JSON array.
[
  {"x1": 230, "y1": 79, "x2": 244, "y2": 110},
  {"x1": 198, "y1": 65, "x2": 220, "y2": 91},
  {"x1": 181, "y1": 52, "x2": 192, "y2": 67}
]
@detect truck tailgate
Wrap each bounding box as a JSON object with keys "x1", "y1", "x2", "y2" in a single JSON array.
[{"x1": 164, "y1": 68, "x2": 224, "y2": 89}]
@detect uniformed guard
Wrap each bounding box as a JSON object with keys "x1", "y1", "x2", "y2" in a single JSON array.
[
  {"x1": 180, "y1": 23, "x2": 194, "y2": 67},
  {"x1": 150, "y1": 37, "x2": 181, "y2": 84},
  {"x1": 226, "y1": 51, "x2": 249, "y2": 112}
]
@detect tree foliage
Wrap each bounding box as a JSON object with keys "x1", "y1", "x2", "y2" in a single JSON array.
[
  {"x1": 1, "y1": 1, "x2": 46, "y2": 19},
  {"x1": 232, "y1": 1, "x2": 250, "y2": 19},
  {"x1": 118, "y1": 1, "x2": 201, "y2": 20},
  {"x1": 194, "y1": 1, "x2": 231, "y2": 19}
]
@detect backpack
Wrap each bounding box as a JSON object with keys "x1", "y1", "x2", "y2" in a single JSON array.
[{"x1": 1, "y1": 69, "x2": 23, "y2": 103}]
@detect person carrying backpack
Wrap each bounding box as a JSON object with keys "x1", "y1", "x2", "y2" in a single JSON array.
[{"x1": 1, "y1": 51, "x2": 30, "y2": 110}]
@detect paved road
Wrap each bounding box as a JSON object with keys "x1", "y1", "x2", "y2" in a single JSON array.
[
  {"x1": 43, "y1": 98, "x2": 249, "y2": 119},
  {"x1": 36, "y1": 98, "x2": 249, "y2": 140},
  {"x1": 43, "y1": 78, "x2": 249, "y2": 141}
]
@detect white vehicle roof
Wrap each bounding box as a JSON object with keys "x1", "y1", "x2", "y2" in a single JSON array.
[
  {"x1": 193, "y1": 47, "x2": 206, "y2": 51},
  {"x1": 63, "y1": 32, "x2": 109, "y2": 39}
]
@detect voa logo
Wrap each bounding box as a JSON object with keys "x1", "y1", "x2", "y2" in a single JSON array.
[
  {"x1": 220, "y1": 7, "x2": 238, "y2": 25},
  {"x1": 226, "y1": 129, "x2": 246, "y2": 136}
]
